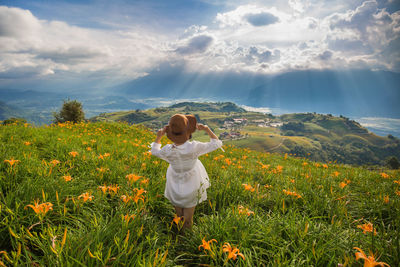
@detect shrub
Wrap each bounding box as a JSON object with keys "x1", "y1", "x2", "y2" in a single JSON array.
[
  {"x1": 387, "y1": 156, "x2": 400, "y2": 169},
  {"x1": 53, "y1": 99, "x2": 85, "y2": 124},
  {"x1": 2, "y1": 117, "x2": 27, "y2": 125}
]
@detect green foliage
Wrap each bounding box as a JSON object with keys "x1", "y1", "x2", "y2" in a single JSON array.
[
  {"x1": 53, "y1": 99, "x2": 85, "y2": 124},
  {"x1": 0, "y1": 121, "x2": 399, "y2": 266},
  {"x1": 2, "y1": 117, "x2": 27, "y2": 125},
  {"x1": 387, "y1": 156, "x2": 400, "y2": 169}
]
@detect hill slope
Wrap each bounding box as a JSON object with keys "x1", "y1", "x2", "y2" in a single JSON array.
[
  {"x1": 90, "y1": 102, "x2": 400, "y2": 166},
  {"x1": 0, "y1": 121, "x2": 399, "y2": 265}
]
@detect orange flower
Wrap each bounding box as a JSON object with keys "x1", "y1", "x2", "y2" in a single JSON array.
[
  {"x1": 132, "y1": 188, "x2": 146, "y2": 203},
  {"x1": 322, "y1": 164, "x2": 328, "y2": 168},
  {"x1": 50, "y1": 159, "x2": 61, "y2": 166},
  {"x1": 302, "y1": 162, "x2": 308, "y2": 166},
  {"x1": 198, "y1": 238, "x2": 217, "y2": 252},
  {"x1": 222, "y1": 243, "x2": 245, "y2": 260},
  {"x1": 275, "y1": 165, "x2": 283, "y2": 173},
  {"x1": 122, "y1": 214, "x2": 135, "y2": 224},
  {"x1": 24, "y1": 141, "x2": 31, "y2": 146},
  {"x1": 69, "y1": 151, "x2": 79, "y2": 158},
  {"x1": 121, "y1": 195, "x2": 131, "y2": 203},
  {"x1": 96, "y1": 167, "x2": 108, "y2": 173},
  {"x1": 242, "y1": 184, "x2": 255, "y2": 192},
  {"x1": 78, "y1": 192, "x2": 93, "y2": 202},
  {"x1": 63, "y1": 175, "x2": 73, "y2": 182},
  {"x1": 140, "y1": 178, "x2": 149, "y2": 185},
  {"x1": 383, "y1": 196, "x2": 389, "y2": 204},
  {"x1": 237, "y1": 205, "x2": 254, "y2": 216},
  {"x1": 126, "y1": 174, "x2": 141, "y2": 183},
  {"x1": 25, "y1": 200, "x2": 53, "y2": 217},
  {"x1": 339, "y1": 179, "x2": 351, "y2": 189},
  {"x1": 395, "y1": 191, "x2": 400, "y2": 196},
  {"x1": 357, "y1": 222, "x2": 377, "y2": 235},
  {"x1": 283, "y1": 189, "x2": 302, "y2": 199},
  {"x1": 353, "y1": 247, "x2": 389, "y2": 267},
  {"x1": 333, "y1": 171, "x2": 340, "y2": 177},
  {"x1": 393, "y1": 180, "x2": 400, "y2": 185},
  {"x1": 86, "y1": 147, "x2": 92, "y2": 151},
  {"x1": 172, "y1": 214, "x2": 182, "y2": 225},
  {"x1": 98, "y1": 184, "x2": 108, "y2": 194},
  {"x1": 380, "y1": 173, "x2": 390, "y2": 179},
  {"x1": 4, "y1": 159, "x2": 20, "y2": 167},
  {"x1": 107, "y1": 184, "x2": 119, "y2": 194}
]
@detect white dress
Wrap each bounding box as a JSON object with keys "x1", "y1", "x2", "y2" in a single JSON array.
[{"x1": 151, "y1": 139, "x2": 223, "y2": 208}]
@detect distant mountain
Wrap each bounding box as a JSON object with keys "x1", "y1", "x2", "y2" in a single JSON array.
[
  {"x1": 90, "y1": 101, "x2": 400, "y2": 166},
  {"x1": 0, "y1": 101, "x2": 25, "y2": 120},
  {"x1": 115, "y1": 67, "x2": 400, "y2": 118}
]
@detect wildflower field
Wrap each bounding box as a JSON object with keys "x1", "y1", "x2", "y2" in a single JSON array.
[{"x1": 0, "y1": 121, "x2": 399, "y2": 266}]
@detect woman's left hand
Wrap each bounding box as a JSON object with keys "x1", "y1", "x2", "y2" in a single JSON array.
[{"x1": 157, "y1": 126, "x2": 167, "y2": 138}]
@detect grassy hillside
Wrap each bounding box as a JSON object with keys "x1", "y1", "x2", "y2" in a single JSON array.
[
  {"x1": 90, "y1": 102, "x2": 400, "y2": 166},
  {"x1": 1, "y1": 121, "x2": 399, "y2": 266}
]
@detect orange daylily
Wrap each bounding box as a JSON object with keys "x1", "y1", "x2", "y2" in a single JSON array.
[
  {"x1": 78, "y1": 192, "x2": 93, "y2": 202},
  {"x1": 353, "y1": 247, "x2": 389, "y2": 267},
  {"x1": 357, "y1": 222, "x2": 377, "y2": 235},
  {"x1": 24, "y1": 141, "x2": 31, "y2": 146},
  {"x1": 98, "y1": 185, "x2": 107, "y2": 194},
  {"x1": 50, "y1": 159, "x2": 61, "y2": 166},
  {"x1": 25, "y1": 200, "x2": 53, "y2": 217},
  {"x1": 242, "y1": 184, "x2": 255, "y2": 192},
  {"x1": 4, "y1": 159, "x2": 20, "y2": 167},
  {"x1": 380, "y1": 173, "x2": 390, "y2": 179},
  {"x1": 172, "y1": 214, "x2": 182, "y2": 225},
  {"x1": 63, "y1": 175, "x2": 73, "y2": 182},
  {"x1": 126, "y1": 174, "x2": 141, "y2": 183},
  {"x1": 69, "y1": 151, "x2": 79, "y2": 158},
  {"x1": 222, "y1": 242, "x2": 245, "y2": 260},
  {"x1": 383, "y1": 196, "x2": 389, "y2": 203},
  {"x1": 198, "y1": 238, "x2": 217, "y2": 252},
  {"x1": 122, "y1": 214, "x2": 135, "y2": 224},
  {"x1": 339, "y1": 179, "x2": 351, "y2": 189},
  {"x1": 237, "y1": 205, "x2": 254, "y2": 216},
  {"x1": 283, "y1": 189, "x2": 302, "y2": 199}
]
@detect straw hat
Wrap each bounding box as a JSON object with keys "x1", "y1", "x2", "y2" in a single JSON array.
[{"x1": 166, "y1": 114, "x2": 197, "y2": 144}]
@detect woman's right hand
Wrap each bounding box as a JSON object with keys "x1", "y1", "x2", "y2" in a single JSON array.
[
  {"x1": 157, "y1": 126, "x2": 167, "y2": 138},
  {"x1": 197, "y1": 123, "x2": 209, "y2": 131}
]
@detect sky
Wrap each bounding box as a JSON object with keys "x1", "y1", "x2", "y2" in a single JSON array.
[{"x1": 0, "y1": 0, "x2": 399, "y2": 89}]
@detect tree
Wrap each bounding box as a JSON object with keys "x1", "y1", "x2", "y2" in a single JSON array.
[
  {"x1": 53, "y1": 99, "x2": 85, "y2": 124},
  {"x1": 387, "y1": 156, "x2": 400, "y2": 169}
]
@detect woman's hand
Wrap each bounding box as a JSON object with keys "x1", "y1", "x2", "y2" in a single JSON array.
[
  {"x1": 155, "y1": 126, "x2": 167, "y2": 143},
  {"x1": 196, "y1": 123, "x2": 209, "y2": 131},
  {"x1": 157, "y1": 126, "x2": 167, "y2": 138}
]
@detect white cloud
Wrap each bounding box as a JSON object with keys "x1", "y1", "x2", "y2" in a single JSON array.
[
  {"x1": 0, "y1": 6, "x2": 167, "y2": 80},
  {"x1": 0, "y1": 1, "x2": 399, "y2": 83},
  {"x1": 167, "y1": 1, "x2": 400, "y2": 73}
]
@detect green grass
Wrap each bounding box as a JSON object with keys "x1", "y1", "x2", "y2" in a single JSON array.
[{"x1": 1, "y1": 121, "x2": 399, "y2": 266}]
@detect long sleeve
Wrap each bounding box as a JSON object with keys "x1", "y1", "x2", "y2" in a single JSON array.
[
  {"x1": 193, "y1": 139, "x2": 223, "y2": 157},
  {"x1": 150, "y1": 142, "x2": 169, "y2": 162}
]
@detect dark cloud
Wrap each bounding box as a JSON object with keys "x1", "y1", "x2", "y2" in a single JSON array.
[
  {"x1": 244, "y1": 12, "x2": 279, "y2": 27},
  {"x1": 245, "y1": 46, "x2": 280, "y2": 63},
  {"x1": 318, "y1": 50, "x2": 333, "y2": 60},
  {"x1": 35, "y1": 47, "x2": 105, "y2": 64},
  {"x1": 175, "y1": 35, "x2": 213, "y2": 55},
  {"x1": 327, "y1": 38, "x2": 373, "y2": 54}
]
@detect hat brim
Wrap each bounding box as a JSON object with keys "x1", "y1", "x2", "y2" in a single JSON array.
[{"x1": 166, "y1": 114, "x2": 197, "y2": 144}]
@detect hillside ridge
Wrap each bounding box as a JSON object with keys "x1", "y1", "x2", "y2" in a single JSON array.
[{"x1": 90, "y1": 101, "x2": 400, "y2": 166}]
